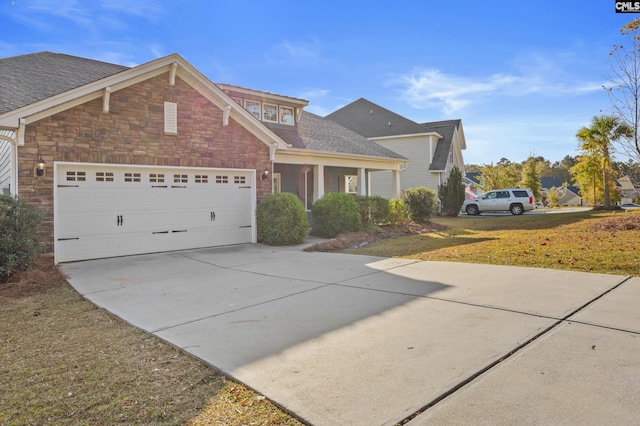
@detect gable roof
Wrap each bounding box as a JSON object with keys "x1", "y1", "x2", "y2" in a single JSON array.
[
  {"x1": 270, "y1": 111, "x2": 406, "y2": 160},
  {"x1": 326, "y1": 98, "x2": 430, "y2": 138},
  {"x1": 325, "y1": 98, "x2": 465, "y2": 170},
  {"x1": 0, "y1": 51, "x2": 129, "y2": 115}
]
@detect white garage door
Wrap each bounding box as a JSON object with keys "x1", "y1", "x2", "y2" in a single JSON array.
[{"x1": 54, "y1": 163, "x2": 255, "y2": 263}]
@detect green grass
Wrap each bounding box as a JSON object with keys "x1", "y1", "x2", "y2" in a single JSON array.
[{"x1": 346, "y1": 210, "x2": 640, "y2": 276}]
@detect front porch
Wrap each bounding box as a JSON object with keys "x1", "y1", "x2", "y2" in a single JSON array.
[{"x1": 273, "y1": 162, "x2": 403, "y2": 211}]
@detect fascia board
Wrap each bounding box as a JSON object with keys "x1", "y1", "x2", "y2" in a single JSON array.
[
  {"x1": 369, "y1": 132, "x2": 443, "y2": 142},
  {"x1": 275, "y1": 148, "x2": 408, "y2": 170}
]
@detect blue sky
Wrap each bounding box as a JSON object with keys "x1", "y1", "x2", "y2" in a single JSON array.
[{"x1": 1, "y1": 1, "x2": 636, "y2": 165}]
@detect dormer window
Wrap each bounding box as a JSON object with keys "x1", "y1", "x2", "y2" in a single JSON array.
[
  {"x1": 280, "y1": 106, "x2": 294, "y2": 125},
  {"x1": 263, "y1": 103, "x2": 278, "y2": 123},
  {"x1": 244, "y1": 100, "x2": 261, "y2": 120}
]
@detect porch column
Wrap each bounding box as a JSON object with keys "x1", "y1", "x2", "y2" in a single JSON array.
[
  {"x1": 391, "y1": 170, "x2": 401, "y2": 198},
  {"x1": 357, "y1": 168, "x2": 366, "y2": 196},
  {"x1": 314, "y1": 165, "x2": 325, "y2": 202}
]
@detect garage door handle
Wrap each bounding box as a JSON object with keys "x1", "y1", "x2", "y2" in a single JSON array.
[{"x1": 210, "y1": 211, "x2": 216, "y2": 221}]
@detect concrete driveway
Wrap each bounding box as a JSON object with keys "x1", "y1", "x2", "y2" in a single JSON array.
[{"x1": 61, "y1": 241, "x2": 640, "y2": 425}]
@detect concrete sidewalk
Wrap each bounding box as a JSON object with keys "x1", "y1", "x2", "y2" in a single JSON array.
[{"x1": 61, "y1": 243, "x2": 640, "y2": 425}]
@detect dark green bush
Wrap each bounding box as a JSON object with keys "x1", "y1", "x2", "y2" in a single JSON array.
[
  {"x1": 355, "y1": 195, "x2": 391, "y2": 226},
  {"x1": 0, "y1": 195, "x2": 43, "y2": 280},
  {"x1": 401, "y1": 187, "x2": 438, "y2": 223},
  {"x1": 256, "y1": 193, "x2": 308, "y2": 245},
  {"x1": 438, "y1": 166, "x2": 465, "y2": 216},
  {"x1": 388, "y1": 198, "x2": 409, "y2": 224},
  {"x1": 311, "y1": 192, "x2": 362, "y2": 238}
]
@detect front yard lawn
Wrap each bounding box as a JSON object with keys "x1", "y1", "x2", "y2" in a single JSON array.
[{"x1": 333, "y1": 210, "x2": 640, "y2": 276}]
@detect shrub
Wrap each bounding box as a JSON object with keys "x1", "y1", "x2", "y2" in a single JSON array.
[
  {"x1": 311, "y1": 192, "x2": 362, "y2": 238},
  {"x1": 388, "y1": 198, "x2": 409, "y2": 224},
  {"x1": 401, "y1": 187, "x2": 438, "y2": 223},
  {"x1": 256, "y1": 193, "x2": 308, "y2": 245},
  {"x1": 0, "y1": 195, "x2": 43, "y2": 280},
  {"x1": 355, "y1": 195, "x2": 391, "y2": 226},
  {"x1": 438, "y1": 166, "x2": 465, "y2": 216}
]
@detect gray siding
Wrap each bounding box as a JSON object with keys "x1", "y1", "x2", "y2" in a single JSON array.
[{"x1": 370, "y1": 136, "x2": 441, "y2": 198}]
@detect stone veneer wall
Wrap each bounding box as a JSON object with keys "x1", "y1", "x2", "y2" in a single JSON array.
[{"x1": 18, "y1": 73, "x2": 271, "y2": 253}]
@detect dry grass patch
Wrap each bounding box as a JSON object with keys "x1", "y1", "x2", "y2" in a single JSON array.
[{"x1": 0, "y1": 257, "x2": 302, "y2": 425}]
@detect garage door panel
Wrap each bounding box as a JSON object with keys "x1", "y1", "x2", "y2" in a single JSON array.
[{"x1": 55, "y1": 164, "x2": 255, "y2": 263}]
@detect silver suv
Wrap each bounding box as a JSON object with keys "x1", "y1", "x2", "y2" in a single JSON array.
[{"x1": 464, "y1": 188, "x2": 535, "y2": 215}]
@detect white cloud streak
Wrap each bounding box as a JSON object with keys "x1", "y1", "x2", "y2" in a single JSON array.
[{"x1": 391, "y1": 66, "x2": 604, "y2": 115}]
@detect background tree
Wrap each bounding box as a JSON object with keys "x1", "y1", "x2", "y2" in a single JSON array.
[
  {"x1": 576, "y1": 115, "x2": 632, "y2": 207},
  {"x1": 546, "y1": 187, "x2": 561, "y2": 207},
  {"x1": 478, "y1": 162, "x2": 519, "y2": 190},
  {"x1": 438, "y1": 166, "x2": 465, "y2": 216},
  {"x1": 550, "y1": 155, "x2": 577, "y2": 184},
  {"x1": 519, "y1": 157, "x2": 542, "y2": 202},
  {"x1": 606, "y1": 19, "x2": 640, "y2": 161},
  {"x1": 570, "y1": 155, "x2": 606, "y2": 205}
]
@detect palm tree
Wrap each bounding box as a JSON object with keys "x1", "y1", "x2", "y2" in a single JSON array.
[{"x1": 576, "y1": 115, "x2": 632, "y2": 207}]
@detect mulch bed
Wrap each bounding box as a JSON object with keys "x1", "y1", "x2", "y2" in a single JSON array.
[
  {"x1": 304, "y1": 221, "x2": 448, "y2": 252},
  {"x1": 0, "y1": 255, "x2": 66, "y2": 301}
]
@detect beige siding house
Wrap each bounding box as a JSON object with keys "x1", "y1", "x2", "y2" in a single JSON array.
[{"x1": 326, "y1": 98, "x2": 466, "y2": 198}]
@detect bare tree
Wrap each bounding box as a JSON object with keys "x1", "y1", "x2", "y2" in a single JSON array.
[{"x1": 606, "y1": 19, "x2": 640, "y2": 161}]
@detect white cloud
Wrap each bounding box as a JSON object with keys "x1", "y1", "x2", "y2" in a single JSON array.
[
  {"x1": 297, "y1": 87, "x2": 329, "y2": 100},
  {"x1": 265, "y1": 38, "x2": 322, "y2": 64},
  {"x1": 390, "y1": 62, "x2": 604, "y2": 115}
]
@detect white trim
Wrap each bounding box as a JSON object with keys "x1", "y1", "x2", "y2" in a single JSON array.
[
  {"x1": 369, "y1": 132, "x2": 443, "y2": 142},
  {"x1": 103, "y1": 87, "x2": 111, "y2": 113}
]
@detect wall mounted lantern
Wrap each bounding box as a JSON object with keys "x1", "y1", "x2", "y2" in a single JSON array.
[
  {"x1": 36, "y1": 157, "x2": 46, "y2": 177},
  {"x1": 261, "y1": 169, "x2": 270, "y2": 180}
]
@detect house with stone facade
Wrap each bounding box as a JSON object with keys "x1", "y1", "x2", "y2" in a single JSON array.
[{"x1": 0, "y1": 52, "x2": 406, "y2": 263}]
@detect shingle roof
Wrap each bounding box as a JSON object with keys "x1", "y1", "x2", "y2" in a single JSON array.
[
  {"x1": 422, "y1": 119, "x2": 462, "y2": 171},
  {"x1": 325, "y1": 98, "x2": 463, "y2": 170},
  {"x1": 0, "y1": 51, "x2": 129, "y2": 115},
  {"x1": 270, "y1": 111, "x2": 406, "y2": 160},
  {"x1": 326, "y1": 98, "x2": 428, "y2": 138}
]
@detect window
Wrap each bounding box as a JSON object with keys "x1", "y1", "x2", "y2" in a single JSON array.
[
  {"x1": 497, "y1": 191, "x2": 510, "y2": 199},
  {"x1": 244, "y1": 100, "x2": 261, "y2": 120},
  {"x1": 124, "y1": 172, "x2": 141, "y2": 182},
  {"x1": 216, "y1": 175, "x2": 229, "y2": 184},
  {"x1": 263, "y1": 103, "x2": 278, "y2": 123},
  {"x1": 280, "y1": 106, "x2": 295, "y2": 125},
  {"x1": 195, "y1": 175, "x2": 208, "y2": 183},
  {"x1": 149, "y1": 173, "x2": 165, "y2": 183},
  {"x1": 345, "y1": 175, "x2": 357, "y2": 194},
  {"x1": 96, "y1": 172, "x2": 114, "y2": 182},
  {"x1": 66, "y1": 171, "x2": 86, "y2": 182},
  {"x1": 234, "y1": 176, "x2": 246, "y2": 184},
  {"x1": 173, "y1": 174, "x2": 188, "y2": 183},
  {"x1": 232, "y1": 98, "x2": 243, "y2": 106}
]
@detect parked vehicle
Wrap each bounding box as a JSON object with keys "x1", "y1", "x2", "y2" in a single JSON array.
[
  {"x1": 463, "y1": 188, "x2": 535, "y2": 216},
  {"x1": 621, "y1": 203, "x2": 640, "y2": 209}
]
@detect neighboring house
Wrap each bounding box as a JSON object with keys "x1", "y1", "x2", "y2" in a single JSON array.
[
  {"x1": 463, "y1": 171, "x2": 482, "y2": 198},
  {"x1": 326, "y1": 98, "x2": 466, "y2": 198},
  {"x1": 540, "y1": 177, "x2": 582, "y2": 206},
  {"x1": 616, "y1": 175, "x2": 636, "y2": 203},
  {"x1": 0, "y1": 52, "x2": 406, "y2": 263}
]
